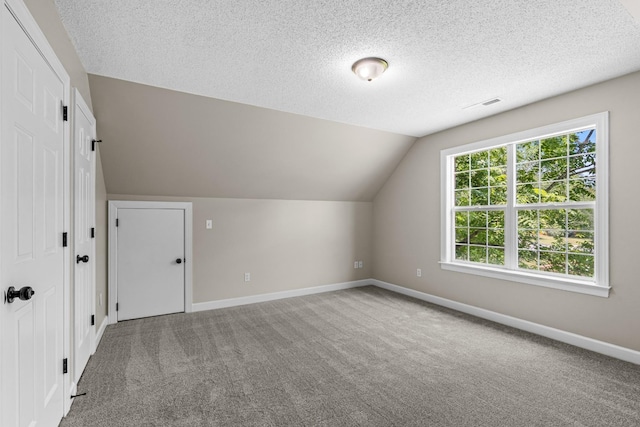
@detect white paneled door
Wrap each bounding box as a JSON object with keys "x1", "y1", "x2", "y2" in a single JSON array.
[
  {"x1": 73, "y1": 90, "x2": 96, "y2": 384},
  {"x1": 116, "y1": 208, "x2": 185, "y2": 321},
  {"x1": 1, "y1": 5, "x2": 65, "y2": 427}
]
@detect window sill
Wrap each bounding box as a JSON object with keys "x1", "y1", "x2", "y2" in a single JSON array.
[{"x1": 440, "y1": 261, "x2": 610, "y2": 298}]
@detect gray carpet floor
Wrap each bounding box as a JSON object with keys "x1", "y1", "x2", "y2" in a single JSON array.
[{"x1": 61, "y1": 286, "x2": 640, "y2": 427}]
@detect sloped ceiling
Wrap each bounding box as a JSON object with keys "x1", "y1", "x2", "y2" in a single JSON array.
[
  {"x1": 56, "y1": 0, "x2": 640, "y2": 137},
  {"x1": 89, "y1": 75, "x2": 416, "y2": 201}
]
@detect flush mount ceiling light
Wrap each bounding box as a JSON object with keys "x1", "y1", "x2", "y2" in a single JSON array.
[{"x1": 351, "y1": 57, "x2": 388, "y2": 81}]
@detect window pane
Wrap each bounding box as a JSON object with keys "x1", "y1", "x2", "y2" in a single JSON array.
[
  {"x1": 455, "y1": 245, "x2": 469, "y2": 261},
  {"x1": 569, "y1": 154, "x2": 595, "y2": 177},
  {"x1": 568, "y1": 254, "x2": 594, "y2": 277},
  {"x1": 487, "y1": 229, "x2": 504, "y2": 247},
  {"x1": 539, "y1": 209, "x2": 566, "y2": 230},
  {"x1": 469, "y1": 229, "x2": 487, "y2": 245},
  {"x1": 455, "y1": 190, "x2": 470, "y2": 206},
  {"x1": 516, "y1": 161, "x2": 539, "y2": 183},
  {"x1": 455, "y1": 154, "x2": 470, "y2": 172},
  {"x1": 455, "y1": 171, "x2": 470, "y2": 189},
  {"x1": 456, "y1": 228, "x2": 469, "y2": 244},
  {"x1": 518, "y1": 229, "x2": 538, "y2": 250},
  {"x1": 569, "y1": 129, "x2": 596, "y2": 155},
  {"x1": 539, "y1": 230, "x2": 566, "y2": 252},
  {"x1": 518, "y1": 250, "x2": 537, "y2": 270},
  {"x1": 539, "y1": 251, "x2": 566, "y2": 274},
  {"x1": 516, "y1": 140, "x2": 539, "y2": 163},
  {"x1": 517, "y1": 210, "x2": 538, "y2": 229},
  {"x1": 539, "y1": 180, "x2": 567, "y2": 202},
  {"x1": 470, "y1": 151, "x2": 489, "y2": 169},
  {"x1": 568, "y1": 231, "x2": 594, "y2": 254},
  {"x1": 567, "y1": 209, "x2": 593, "y2": 231},
  {"x1": 540, "y1": 158, "x2": 567, "y2": 181},
  {"x1": 489, "y1": 166, "x2": 507, "y2": 186},
  {"x1": 488, "y1": 210, "x2": 505, "y2": 228},
  {"x1": 489, "y1": 147, "x2": 507, "y2": 166},
  {"x1": 469, "y1": 211, "x2": 487, "y2": 227},
  {"x1": 469, "y1": 246, "x2": 487, "y2": 262},
  {"x1": 471, "y1": 188, "x2": 488, "y2": 205},
  {"x1": 516, "y1": 183, "x2": 539, "y2": 204},
  {"x1": 489, "y1": 186, "x2": 507, "y2": 205},
  {"x1": 568, "y1": 178, "x2": 596, "y2": 201},
  {"x1": 455, "y1": 211, "x2": 469, "y2": 227},
  {"x1": 470, "y1": 169, "x2": 488, "y2": 188},
  {"x1": 488, "y1": 247, "x2": 505, "y2": 265},
  {"x1": 540, "y1": 135, "x2": 567, "y2": 159}
]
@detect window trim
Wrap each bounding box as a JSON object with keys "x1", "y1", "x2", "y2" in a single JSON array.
[{"x1": 440, "y1": 112, "x2": 609, "y2": 297}]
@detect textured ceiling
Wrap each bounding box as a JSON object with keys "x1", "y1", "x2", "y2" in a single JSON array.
[{"x1": 55, "y1": 0, "x2": 640, "y2": 137}]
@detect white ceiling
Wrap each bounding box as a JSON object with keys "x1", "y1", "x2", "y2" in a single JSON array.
[{"x1": 55, "y1": 0, "x2": 640, "y2": 138}]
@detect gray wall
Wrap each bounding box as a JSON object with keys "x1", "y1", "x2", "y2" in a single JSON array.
[
  {"x1": 109, "y1": 195, "x2": 372, "y2": 303},
  {"x1": 373, "y1": 71, "x2": 640, "y2": 352},
  {"x1": 24, "y1": 0, "x2": 92, "y2": 108}
]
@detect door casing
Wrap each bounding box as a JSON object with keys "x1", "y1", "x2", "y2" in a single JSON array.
[{"x1": 108, "y1": 200, "x2": 193, "y2": 323}]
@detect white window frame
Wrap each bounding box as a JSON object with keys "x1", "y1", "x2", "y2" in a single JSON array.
[{"x1": 440, "y1": 112, "x2": 609, "y2": 297}]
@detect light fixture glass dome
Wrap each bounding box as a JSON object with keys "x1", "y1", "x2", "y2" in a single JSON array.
[{"x1": 352, "y1": 57, "x2": 388, "y2": 81}]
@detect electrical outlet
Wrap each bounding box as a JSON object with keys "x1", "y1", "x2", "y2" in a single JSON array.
[
  {"x1": 354, "y1": 261, "x2": 359, "y2": 269},
  {"x1": 244, "y1": 272, "x2": 251, "y2": 282},
  {"x1": 358, "y1": 261, "x2": 363, "y2": 268},
  {"x1": 417, "y1": 268, "x2": 422, "y2": 277},
  {"x1": 206, "y1": 220, "x2": 213, "y2": 229}
]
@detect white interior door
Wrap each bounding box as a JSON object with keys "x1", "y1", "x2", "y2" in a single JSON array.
[
  {"x1": 0, "y1": 6, "x2": 65, "y2": 427},
  {"x1": 73, "y1": 90, "x2": 96, "y2": 384},
  {"x1": 116, "y1": 208, "x2": 185, "y2": 321}
]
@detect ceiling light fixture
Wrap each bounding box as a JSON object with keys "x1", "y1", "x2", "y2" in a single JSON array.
[{"x1": 352, "y1": 57, "x2": 388, "y2": 82}]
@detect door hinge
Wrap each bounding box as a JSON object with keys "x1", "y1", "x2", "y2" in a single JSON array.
[
  {"x1": 62, "y1": 105, "x2": 68, "y2": 122},
  {"x1": 91, "y1": 227, "x2": 95, "y2": 238},
  {"x1": 91, "y1": 139, "x2": 102, "y2": 152},
  {"x1": 116, "y1": 218, "x2": 119, "y2": 227},
  {"x1": 91, "y1": 314, "x2": 95, "y2": 326},
  {"x1": 116, "y1": 302, "x2": 119, "y2": 311},
  {"x1": 63, "y1": 358, "x2": 68, "y2": 374},
  {"x1": 62, "y1": 232, "x2": 68, "y2": 247}
]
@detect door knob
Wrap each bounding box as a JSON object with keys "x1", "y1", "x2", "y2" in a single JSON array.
[
  {"x1": 6, "y1": 286, "x2": 35, "y2": 303},
  {"x1": 176, "y1": 258, "x2": 182, "y2": 264},
  {"x1": 76, "y1": 255, "x2": 89, "y2": 264}
]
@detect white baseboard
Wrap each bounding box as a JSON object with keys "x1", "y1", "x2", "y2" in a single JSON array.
[
  {"x1": 192, "y1": 279, "x2": 371, "y2": 312},
  {"x1": 94, "y1": 316, "x2": 109, "y2": 352},
  {"x1": 371, "y1": 279, "x2": 640, "y2": 365}
]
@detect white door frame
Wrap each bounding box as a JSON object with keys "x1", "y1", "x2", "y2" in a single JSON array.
[
  {"x1": 1, "y1": 0, "x2": 72, "y2": 417},
  {"x1": 72, "y1": 88, "x2": 96, "y2": 381},
  {"x1": 108, "y1": 200, "x2": 193, "y2": 324}
]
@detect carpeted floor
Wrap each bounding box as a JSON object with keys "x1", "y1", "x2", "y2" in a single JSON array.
[{"x1": 61, "y1": 286, "x2": 640, "y2": 427}]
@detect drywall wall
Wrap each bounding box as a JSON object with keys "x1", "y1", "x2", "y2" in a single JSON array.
[
  {"x1": 24, "y1": 0, "x2": 92, "y2": 108},
  {"x1": 109, "y1": 195, "x2": 372, "y2": 303},
  {"x1": 373, "y1": 71, "x2": 640, "y2": 352},
  {"x1": 95, "y1": 149, "x2": 108, "y2": 326}
]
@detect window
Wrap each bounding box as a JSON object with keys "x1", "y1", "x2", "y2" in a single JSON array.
[{"x1": 440, "y1": 113, "x2": 609, "y2": 297}]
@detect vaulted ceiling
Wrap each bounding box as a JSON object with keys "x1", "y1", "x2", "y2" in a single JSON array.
[
  {"x1": 88, "y1": 75, "x2": 415, "y2": 201},
  {"x1": 54, "y1": 0, "x2": 640, "y2": 200}
]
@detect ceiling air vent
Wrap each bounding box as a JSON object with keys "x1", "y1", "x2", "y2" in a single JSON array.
[
  {"x1": 481, "y1": 98, "x2": 501, "y2": 106},
  {"x1": 463, "y1": 97, "x2": 503, "y2": 110}
]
